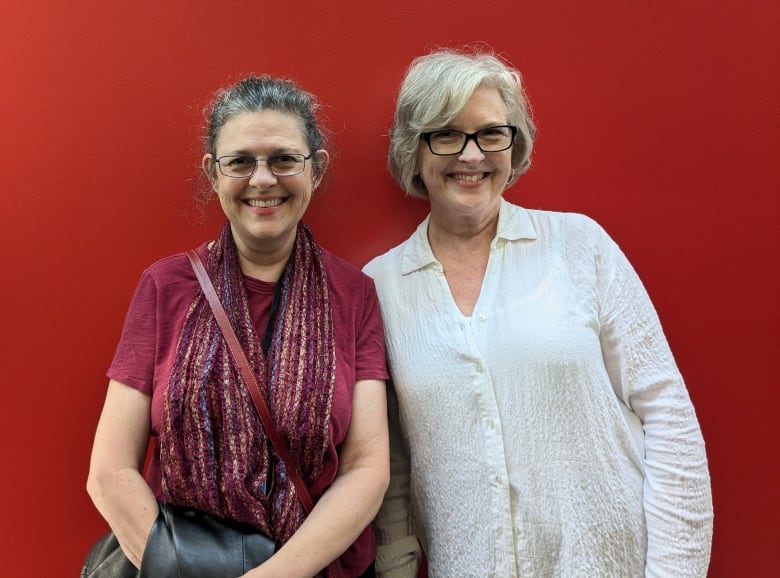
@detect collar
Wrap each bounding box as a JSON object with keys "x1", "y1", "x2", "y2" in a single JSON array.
[{"x1": 400, "y1": 198, "x2": 538, "y2": 275}]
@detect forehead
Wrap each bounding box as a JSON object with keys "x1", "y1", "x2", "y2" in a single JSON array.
[
  {"x1": 216, "y1": 110, "x2": 307, "y2": 151},
  {"x1": 449, "y1": 84, "x2": 508, "y2": 126}
]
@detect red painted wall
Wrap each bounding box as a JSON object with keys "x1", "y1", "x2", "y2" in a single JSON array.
[{"x1": 1, "y1": 1, "x2": 777, "y2": 576}]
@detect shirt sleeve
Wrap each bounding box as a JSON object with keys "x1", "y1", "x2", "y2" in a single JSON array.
[
  {"x1": 107, "y1": 270, "x2": 159, "y2": 394},
  {"x1": 355, "y1": 277, "x2": 389, "y2": 382},
  {"x1": 596, "y1": 230, "x2": 713, "y2": 577}
]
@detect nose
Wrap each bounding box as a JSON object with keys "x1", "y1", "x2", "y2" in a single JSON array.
[
  {"x1": 248, "y1": 160, "x2": 278, "y2": 187},
  {"x1": 458, "y1": 136, "x2": 485, "y2": 163}
]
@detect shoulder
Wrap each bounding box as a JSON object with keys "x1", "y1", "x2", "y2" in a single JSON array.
[
  {"x1": 321, "y1": 248, "x2": 376, "y2": 288},
  {"x1": 514, "y1": 207, "x2": 631, "y2": 289},
  {"x1": 142, "y1": 253, "x2": 189, "y2": 280},
  {"x1": 140, "y1": 243, "x2": 208, "y2": 285},
  {"x1": 517, "y1": 205, "x2": 607, "y2": 237},
  {"x1": 362, "y1": 238, "x2": 412, "y2": 282},
  {"x1": 320, "y1": 249, "x2": 384, "y2": 334},
  {"x1": 320, "y1": 248, "x2": 381, "y2": 311},
  {"x1": 127, "y1": 244, "x2": 208, "y2": 311},
  {"x1": 512, "y1": 205, "x2": 616, "y2": 252}
]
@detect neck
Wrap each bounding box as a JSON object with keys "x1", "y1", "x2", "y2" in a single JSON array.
[
  {"x1": 238, "y1": 252, "x2": 291, "y2": 282},
  {"x1": 231, "y1": 231, "x2": 295, "y2": 283},
  {"x1": 427, "y1": 208, "x2": 498, "y2": 259}
]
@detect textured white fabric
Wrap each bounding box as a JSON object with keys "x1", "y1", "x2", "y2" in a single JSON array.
[{"x1": 364, "y1": 200, "x2": 713, "y2": 578}]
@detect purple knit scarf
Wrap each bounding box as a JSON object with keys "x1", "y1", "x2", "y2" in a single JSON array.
[{"x1": 160, "y1": 221, "x2": 335, "y2": 544}]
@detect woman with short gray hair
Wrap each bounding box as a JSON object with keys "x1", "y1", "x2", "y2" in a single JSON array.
[{"x1": 365, "y1": 48, "x2": 713, "y2": 578}]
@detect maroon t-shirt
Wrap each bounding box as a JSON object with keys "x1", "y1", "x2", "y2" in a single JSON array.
[{"x1": 108, "y1": 242, "x2": 388, "y2": 575}]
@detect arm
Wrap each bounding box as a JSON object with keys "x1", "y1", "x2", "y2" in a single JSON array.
[
  {"x1": 243, "y1": 378, "x2": 390, "y2": 578},
  {"x1": 373, "y1": 382, "x2": 422, "y2": 578},
  {"x1": 598, "y1": 240, "x2": 713, "y2": 577},
  {"x1": 86, "y1": 379, "x2": 159, "y2": 568}
]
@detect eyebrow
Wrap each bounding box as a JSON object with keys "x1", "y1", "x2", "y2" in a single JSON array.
[
  {"x1": 219, "y1": 147, "x2": 304, "y2": 157},
  {"x1": 433, "y1": 122, "x2": 510, "y2": 131}
]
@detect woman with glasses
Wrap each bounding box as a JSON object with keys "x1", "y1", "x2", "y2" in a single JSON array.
[
  {"x1": 364, "y1": 48, "x2": 713, "y2": 577},
  {"x1": 87, "y1": 75, "x2": 389, "y2": 577}
]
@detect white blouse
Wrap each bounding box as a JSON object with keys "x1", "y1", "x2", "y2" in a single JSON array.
[{"x1": 364, "y1": 199, "x2": 712, "y2": 578}]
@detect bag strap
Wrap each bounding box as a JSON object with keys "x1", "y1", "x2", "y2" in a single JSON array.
[{"x1": 185, "y1": 249, "x2": 315, "y2": 513}]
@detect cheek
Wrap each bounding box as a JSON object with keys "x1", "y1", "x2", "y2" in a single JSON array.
[
  {"x1": 418, "y1": 158, "x2": 445, "y2": 185},
  {"x1": 496, "y1": 155, "x2": 513, "y2": 179},
  {"x1": 215, "y1": 182, "x2": 242, "y2": 212},
  {"x1": 215, "y1": 192, "x2": 233, "y2": 216},
  {"x1": 215, "y1": 176, "x2": 242, "y2": 197},
  {"x1": 293, "y1": 173, "x2": 316, "y2": 200},
  {"x1": 296, "y1": 186, "x2": 314, "y2": 210},
  {"x1": 414, "y1": 147, "x2": 428, "y2": 177}
]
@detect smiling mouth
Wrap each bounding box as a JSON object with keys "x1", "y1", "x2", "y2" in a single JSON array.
[
  {"x1": 450, "y1": 172, "x2": 488, "y2": 182},
  {"x1": 246, "y1": 198, "x2": 286, "y2": 208}
]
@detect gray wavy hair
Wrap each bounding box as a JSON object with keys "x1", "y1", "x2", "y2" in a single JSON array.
[
  {"x1": 203, "y1": 75, "x2": 329, "y2": 180},
  {"x1": 388, "y1": 48, "x2": 537, "y2": 199}
]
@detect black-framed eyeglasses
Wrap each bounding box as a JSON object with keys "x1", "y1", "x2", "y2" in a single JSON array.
[
  {"x1": 421, "y1": 125, "x2": 518, "y2": 156},
  {"x1": 215, "y1": 153, "x2": 313, "y2": 178}
]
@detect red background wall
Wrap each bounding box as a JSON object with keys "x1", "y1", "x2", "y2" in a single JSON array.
[{"x1": 1, "y1": 1, "x2": 777, "y2": 576}]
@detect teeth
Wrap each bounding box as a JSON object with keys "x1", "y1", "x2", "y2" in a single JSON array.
[
  {"x1": 247, "y1": 198, "x2": 284, "y2": 207},
  {"x1": 451, "y1": 173, "x2": 484, "y2": 182}
]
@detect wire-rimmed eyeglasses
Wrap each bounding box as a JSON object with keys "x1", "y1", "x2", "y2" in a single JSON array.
[
  {"x1": 421, "y1": 125, "x2": 518, "y2": 156},
  {"x1": 215, "y1": 153, "x2": 313, "y2": 178}
]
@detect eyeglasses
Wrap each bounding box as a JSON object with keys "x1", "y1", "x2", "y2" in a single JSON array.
[
  {"x1": 421, "y1": 125, "x2": 518, "y2": 156},
  {"x1": 214, "y1": 153, "x2": 313, "y2": 178}
]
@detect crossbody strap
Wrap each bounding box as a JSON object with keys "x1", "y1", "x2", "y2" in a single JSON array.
[{"x1": 185, "y1": 250, "x2": 315, "y2": 513}]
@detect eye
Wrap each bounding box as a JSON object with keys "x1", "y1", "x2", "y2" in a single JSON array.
[
  {"x1": 430, "y1": 130, "x2": 463, "y2": 143},
  {"x1": 225, "y1": 155, "x2": 254, "y2": 167},
  {"x1": 479, "y1": 126, "x2": 510, "y2": 138},
  {"x1": 272, "y1": 154, "x2": 298, "y2": 164},
  {"x1": 269, "y1": 154, "x2": 300, "y2": 169}
]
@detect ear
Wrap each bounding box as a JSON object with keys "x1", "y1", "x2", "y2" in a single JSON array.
[
  {"x1": 311, "y1": 149, "x2": 330, "y2": 190},
  {"x1": 202, "y1": 154, "x2": 219, "y2": 192}
]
